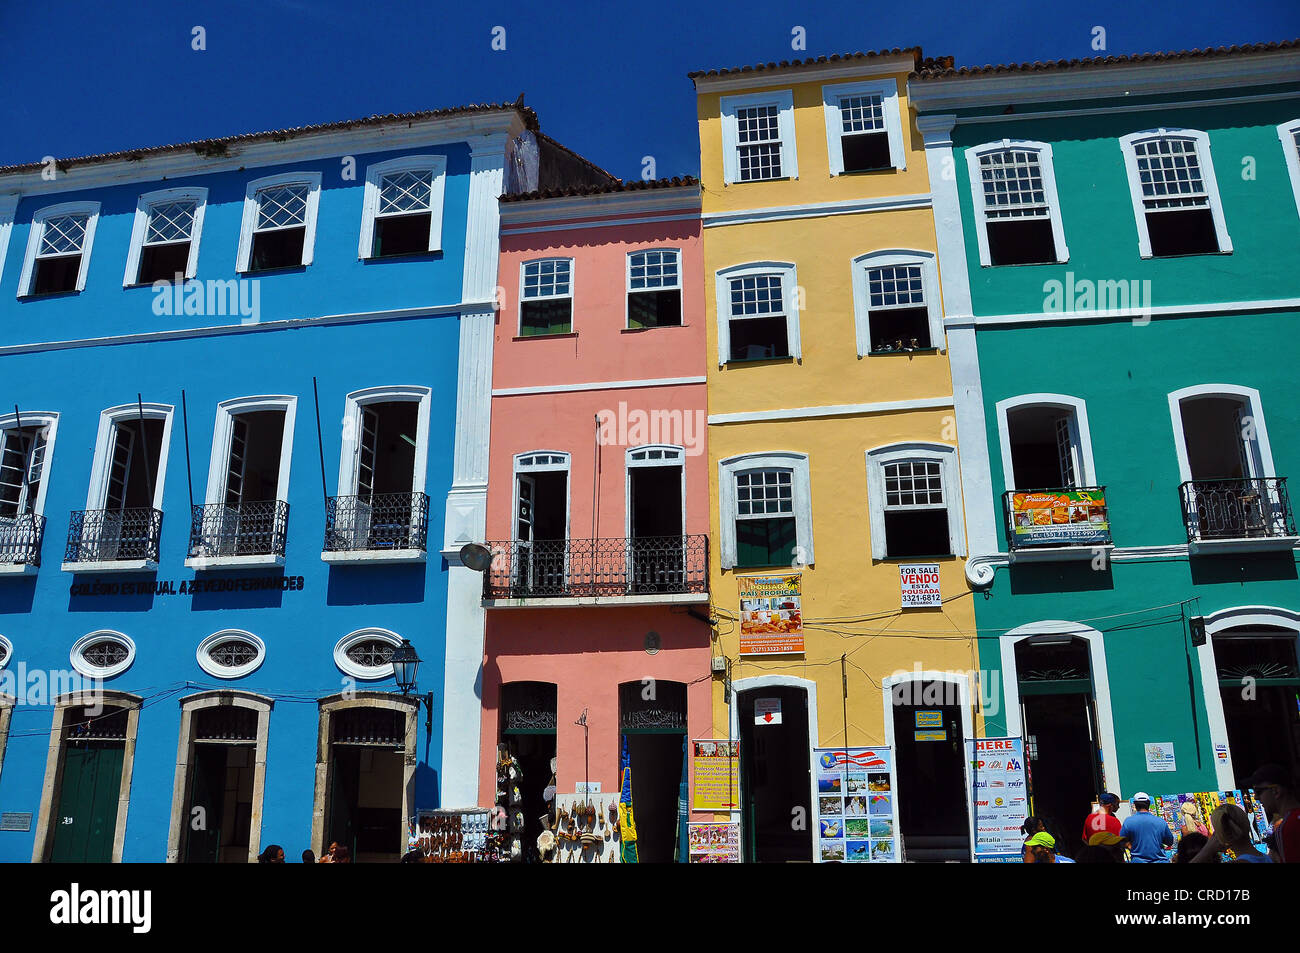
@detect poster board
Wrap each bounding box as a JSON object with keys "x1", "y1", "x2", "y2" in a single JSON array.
[
  {"x1": 812, "y1": 747, "x2": 899, "y2": 863},
  {"x1": 967, "y1": 737, "x2": 1029, "y2": 862},
  {"x1": 687, "y1": 822, "x2": 741, "y2": 863},
  {"x1": 1007, "y1": 489, "x2": 1110, "y2": 547},
  {"x1": 1153, "y1": 790, "x2": 1271, "y2": 859},
  {"x1": 737, "y1": 573, "x2": 803, "y2": 655},
  {"x1": 691, "y1": 739, "x2": 740, "y2": 811}
]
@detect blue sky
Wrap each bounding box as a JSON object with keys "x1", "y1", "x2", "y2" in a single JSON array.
[{"x1": 2, "y1": 0, "x2": 1298, "y2": 180}]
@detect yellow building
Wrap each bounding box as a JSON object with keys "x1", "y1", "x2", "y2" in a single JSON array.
[{"x1": 691, "y1": 49, "x2": 984, "y2": 862}]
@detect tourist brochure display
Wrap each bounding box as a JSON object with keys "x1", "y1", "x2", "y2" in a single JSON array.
[
  {"x1": 967, "y1": 737, "x2": 1029, "y2": 862},
  {"x1": 737, "y1": 572, "x2": 803, "y2": 655},
  {"x1": 1154, "y1": 790, "x2": 1271, "y2": 858},
  {"x1": 687, "y1": 822, "x2": 741, "y2": 863},
  {"x1": 812, "y1": 747, "x2": 899, "y2": 863},
  {"x1": 691, "y1": 739, "x2": 740, "y2": 811},
  {"x1": 1007, "y1": 489, "x2": 1110, "y2": 547}
]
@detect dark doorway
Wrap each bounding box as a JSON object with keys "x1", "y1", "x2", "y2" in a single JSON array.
[
  {"x1": 738, "y1": 686, "x2": 812, "y2": 862},
  {"x1": 629, "y1": 460, "x2": 684, "y2": 591},
  {"x1": 1016, "y1": 636, "x2": 1103, "y2": 857},
  {"x1": 891, "y1": 680, "x2": 970, "y2": 861},
  {"x1": 183, "y1": 744, "x2": 254, "y2": 863},
  {"x1": 620, "y1": 680, "x2": 687, "y2": 863},
  {"x1": 515, "y1": 469, "x2": 568, "y2": 593},
  {"x1": 1213, "y1": 629, "x2": 1300, "y2": 786},
  {"x1": 500, "y1": 681, "x2": 558, "y2": 863},
  {"x1": 326, "y1": 707, "x2": 407, "y2": 862}
]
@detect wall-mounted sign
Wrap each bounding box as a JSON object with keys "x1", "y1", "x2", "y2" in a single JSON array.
[
  {"x1": 1008, "y1": 490, "x2": 1110, "y2": 547},
  {"x1": 914, "y1": 730, "x2": 947, "y2": 742},
  {"x1": 737, "y1": 573, "x2": 803, "y2": 656},
  {"x1": 1145, "y1": 742, "x2": 1176, "y2": 772},
  {"x1": 0, "y1": 812, "x2": 32, "y2": 832},
  {"x1": 914, "y1": 710, "x2": 943, "y2": 728},
  {"x1": 754, "y1": 698, "x2": 782, "y2": 725},
  {"x1": 688, "y1": 822, "x2": 741, "y2": 862},
  {"x1": 968, "y1": 737, "x2": 1029, "y2": 863},
  {"x1": 691, "y1": 740, "x2": 740, "y2": 811},
  {"x1": 812, "y1": 747, "x2": 899, "y2": 863},
  {"x1": 69, "y1": 575, "x2": 305, "y2": 597},
  {"x1": 575, "y1": 781, "x2": 601, "y2": 794},
  {"x1": 899, "y1": 564, "x2": 941, "y2": 608}
]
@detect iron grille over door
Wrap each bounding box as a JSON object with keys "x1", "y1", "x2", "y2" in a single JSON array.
[
  {"x1": 619, "y1": 680, "x2": 687, "y2": 732},
  {"x1": 331, "y1": 707, "x2": 406, "y2": 747},
  {"x1": 501, "y1": 681, "x2": 557, "y2": 734}
]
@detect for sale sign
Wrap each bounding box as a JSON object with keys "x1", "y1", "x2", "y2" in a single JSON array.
[{"x1": 899, "y1": 564, "x2": 941, "y2": 608}]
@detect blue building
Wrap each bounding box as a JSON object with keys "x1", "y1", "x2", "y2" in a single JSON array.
[{"x1": 0, "y1": 103, "x2": 613, "y2": 861}]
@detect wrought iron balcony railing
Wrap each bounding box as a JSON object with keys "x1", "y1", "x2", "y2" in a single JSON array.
[
  {"x1": 188, "y1": 500, "x2": 289, "y2": 559},
  {"x1": 1003, "y1": 486, "x2": 1111, "y2": 550},
  {"x1": 1180, "y1": 477, "x2": 1295, "y2": 543},
  {"x1": 0, "y1": 512, "x2": 46, "y2": 568},
  {"x1": 324, "y1": 492, "x2": 428, "y2": 554},
  {"x1": 65, "y1": 507, "x2": 163, "y2": 564},
  {"x1": 483, "y1": 534, "x2": 709, "y2": 599}
]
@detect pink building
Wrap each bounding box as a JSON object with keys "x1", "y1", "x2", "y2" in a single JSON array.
[{"x1": 479, "y1": 179, "x2": 710, "y2": 862}]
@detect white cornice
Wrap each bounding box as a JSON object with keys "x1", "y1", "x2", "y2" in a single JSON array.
[
  {"x1": 953, "y1": 89, "x2": 1300, "y2": 125},
  {"x1": 692, "y1": 56, "x2": 917, "y2": 94},
  {"x1": 907, "y1": 52, "x2": 1300, "y2": 112},
  {"x1": 499, "y1": 187, "x2": 701, "y2": 226},
  {"x1": 708, "y1": 395, "x2": 953, "y2": 425},
  {"x1": 493, "y1": 375, "x2": 706, "y2": 397},
  {"x1": 702, "y1": 192, "x2": 932, "y2": 228},
  {"x1": 944, "y1": 296, "x2": 1300, "y2": 329},
  {"x1": 1, "y1": 112, "x2": 527, "y2": 198},
  {"x1": 964, "y1": 541, "x2": 1299, "y2": 587}
]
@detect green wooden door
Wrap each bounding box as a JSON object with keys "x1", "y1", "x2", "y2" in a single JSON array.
[{"x1": 50, "y1": 743, "x2": 124, "y2": 863}]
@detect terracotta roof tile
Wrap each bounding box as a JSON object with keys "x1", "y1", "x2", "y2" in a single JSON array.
[
  {"x1": 911, "y1": 40, "x2": 1300, "y2": 80},
  {"x1": 500, "y1": 176, "x2": 699, "y2": 203},
  {"x1": 689, "y1": 48, "x2": 923, "y2": 80}
]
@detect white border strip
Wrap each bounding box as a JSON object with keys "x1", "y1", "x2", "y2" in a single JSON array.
[
  {"x1": 709, "y1": 396, "x2": 953, "y2": 425},
  {"x1": 703, "y1": 193, "x2": 932, "y2": 228},
  {"x1": 493, "y1": 375, "x2": 706, "y2": 397},
  {"x1": 944, "y1": 296, "x2": 1300, "y2": 329}
]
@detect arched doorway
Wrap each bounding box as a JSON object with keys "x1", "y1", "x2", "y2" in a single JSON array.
[
  {"x1": 1210, "y1": 625, "x2": 1300, "y2": 786},
  {"x1": 735, "y1": 681, "x2": 813, "y2": 863},
  {"x1": 499, "y1": 681, "x2": 556, "y2": 863},
  {"x1": 619, "y1": 679, "x2": 687, "y2": 863}
]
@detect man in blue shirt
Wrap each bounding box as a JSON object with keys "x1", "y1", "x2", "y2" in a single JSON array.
[{"x1": 1119, "y1": 792, "x2": 1174, "y2": 862}]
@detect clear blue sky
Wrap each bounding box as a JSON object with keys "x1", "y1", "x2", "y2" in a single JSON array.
[{"x1": 2, "y1": 0, "x2": 1298, "y2": 180}]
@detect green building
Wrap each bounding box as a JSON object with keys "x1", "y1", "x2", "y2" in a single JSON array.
[{"x1": 909, "y1": 42, "x2": 1300, "y2": 843}]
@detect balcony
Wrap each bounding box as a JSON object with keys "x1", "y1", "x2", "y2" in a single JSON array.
[
  {"x1": 0, "y1": 513, "x2": 46, "y2": 574},
  {"x1": 323, "y1": 492, "x2": 428, "y2": 565},
  {"x1": 483, "y1": 534, "x2": 709, "y2": 607},
  {"x1": 1003, "y1": 487, "x2": 1113, "y2": 563},
  {"x1": 1180, "y1": 478, "x2": 1298, "y2": 554},
  {"x1": 186, "y1": 500, "x2": 289, "y2": 569},
  {"x1": 62, "y1": 507, "x2": 163, "y2": 572}
]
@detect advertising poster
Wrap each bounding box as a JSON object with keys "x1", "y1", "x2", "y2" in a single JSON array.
[
  {"x1": 899, "y1": 564, "x2": 942, "y2": 608},
  {"x1": 967, "y1": 737, "x2": 1029, "y2": 862},
  {"x1": 812, "y1": 747, "x2": 898, "y2": 863},
  {"x1": 1154, "y1": 790, "x2": 1271, "y2": 858},
  {"x1": 687, "y1": 822, "x2": 741, "y2": 863},
  {"x1": 691, "y1": 739, "x2": 740, "y2": 811},
  {"x1": 1008, "y1": 489, "x2": 1110, "y2": 547},
  {"x1": 1144, "y1": 741, "x2": 1176, "y2": 772},
  {"x1": 737, "y1": 573, "x2": 803, "y2": 656}
]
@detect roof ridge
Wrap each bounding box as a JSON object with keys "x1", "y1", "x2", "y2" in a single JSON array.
[
  {"x1": 689, "y1": 47, "x2": 922, "y2": 80},
  {"x1": 500, "y1": 175, "x2": 699, "y2": 203}
]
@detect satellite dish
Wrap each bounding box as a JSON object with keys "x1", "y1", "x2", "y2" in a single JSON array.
[{"x1": 459, "y1": 543, "x2": 492, "y2": 572}]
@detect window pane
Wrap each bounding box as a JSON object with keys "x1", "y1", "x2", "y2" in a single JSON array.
[
  {"x1": 629, "y1": 249, "x2": 679, "y2": 289},
  {"x1": 378, "y1": 170, "x2": 434, "y2": 214},
  {"x1": 520, "y1": 298, "x2": 572, "y2": 336},
  {"x1": 979, "y1": 150, "x2": 1048, "y2": 218},
  {"x1": 256, "y1": 184, "x2": 309, "y2": 230},
  {"x1": 1133, "y1": 137, "x2": 1207, "y2": 208},
  {"x1": 628, "y1": 289, "x2": 682, "y2": 328},
  {"x1": 868, "y1": 265, "x2": 925, "y2": 308},
  {"x1": 523, "y1": 259, "x2": 571, "y2": 298},
  {"x1": 145, "y1": 201, "x2": 196, "y2": 245},
  {"x1": 728, "y1": 274, "x2": 783, "y2": 316},
  {"x1": 736, "y1": 515, "x2": 797, "y2": 568},
  {"x1": 38, "y1": 214, "x2": 88, "y2": 256}
]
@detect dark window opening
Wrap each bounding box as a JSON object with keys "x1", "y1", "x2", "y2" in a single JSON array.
[
  {"x1": 1007, "y1": 407, "x2": 1076, "y2": 489},
  {"x1": 729, "y1": 316, "x2": 789, "y2": 361},
  {"x1": 884, "y1": 509, "x2": 951, "y2": 558},
  {"x1": 628, "y1": 289, "x2": 682, "y2": 328},
  {"x1": 842, "y1": 131, "x2": 892, "y2": 173},
  {"x1": 137, "y1": 242, "x2": 190, "y2": 284},
  {"x1": 987, "y1": 219, "x2": 1056, "y2": 266},
  {"x1": 225, "y1": 410, "x2": 286, "y2": 505},
  {"x1": 249, "y1": 227, "x2": 305, "y2": 272},
  {"x1": 736, "y1": 515, "x2": 796, "y2": 568},
  {"x1": 32, "y1": 255, "x2": 81, "y2": 295},
  {"x1": 520, "y1": 298, "x2": 572, "y2": 336},
  {"x1": 358, "y1": 401, "x2": 418, "y2": 497},
  {"x1": 1180, "y1": 396, "x2": 1250, "y2": 481},
  {"x1": 372, "y1": 212, "x2": 432, "y2": 258},
  {"x1": 869, "y1": 305, "x2": 931, "y2": 352},
  {"x1": 1146, "y1": 208, "x2": 1219, "y2": 257},
  {"x1": 107, "y1": 418, "x2": 164, "y2": 510}
]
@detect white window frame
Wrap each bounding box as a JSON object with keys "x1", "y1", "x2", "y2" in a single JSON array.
[
  {"x1": 513, "y1": 450, "x2": 572, "y2": 544},
  {"x1": 1167, "y1": 383, "x2": 1276, "y2": 483},
  {"x1": 201, "y1": 396, "x2": 298, "y2": 506},
  {"x1": 0, "y1": 194, "x2": 19, "y2": 289},
  {"x1": 518, "y1": 257, "x2": 575, "y2": 336},
  {"x1": 994, "y1": 394, "x2": 1097, "y2": 491},
  {"x1": 1277, "y1": 120, "x2": 1300, "y2": 221},
  {"x1": 850, "y1": 249, "x2": 943, "y2": 357},
  {"x1": 333, "y1": 627, "x2": 402, "y2": 681},
  {"x1": 0, "y1": 410, "x2": 59, "y2": 518},
  {"x1": 357, "y1": 154, "x2": 448, "y2": 259},
  {"x1": 822, "y1": 79, "x2": 907, "y2": 175},
  {"x1": 236, "y1": 171, "x2": 322, "y2": 273},
  {"x1": 17, "y1": 201, "x2": 101, "y2": 297},
  {"x1": 625, "y1": 444, "x2": 686, "y2": 539},
  {"x1": 335, "y1": 385, "x2": 431, "y2": 498},
  {"x1": 85, "y1": 402, "x2": 174, "y2": 511},
  {"x1": 865, "y1": 442, "x2": 965, "y2": 561},
  {"x1": 122, "y1": 187, "x2": 208, "y2": 286},
  {"x1": 70, "y1": 630, "x2": 135, "y2": 679},
  {"x1": 625, "y1": 247, "x2": 683, "y2": 329},
  {"x1": 718, "y1": 451, "x2": 813, "y2": 570},
  {"x1": 1118, "y1": 128, "x2": 1232, "y2": 258},
  {"x1": 196, "y1": 629, "x2": 266, "y2": 679},
  {"x1": 720, "y1": 90, "x2": 798, "y2": 185},
  {"x1": 965, "y1": 140, "x2": 1069, "y2": 267},
  {"x1": 714, "y1": 261, "x2": 801, "y2": 366}
]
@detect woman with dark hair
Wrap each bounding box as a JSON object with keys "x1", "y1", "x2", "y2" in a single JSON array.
[
  {"x1": 301, "y1": 849, "x2": 316, "y2": 863},
  {"x1": 1174, "y1": 831, "x2": 1209, "y2": 863},
  {"x1": 258, "y1": 844, "x2": 285, "y2": 863}
]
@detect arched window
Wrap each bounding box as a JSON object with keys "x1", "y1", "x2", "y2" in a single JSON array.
[
  {"x1": 965, "y1": 140, "x2": 1068, "y2": 266},
  {"x1": 1118, "y1": 129, "x2": 1231, "y2": 258}
]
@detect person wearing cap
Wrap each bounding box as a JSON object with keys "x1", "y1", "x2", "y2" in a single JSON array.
[
  {"x1": 1243, "y1": 763, "x2": 1300, "y2": 863},
  {"x1": 1082, "y1": 793, "x2": 1122, "y2": 844},
  {"x1": 1085, "y1": 829, "x2": 1128, "y2": 862},
  {"x1": 1119, "y1": 792, "x2": 1173, "y2": 863},
  {"x1": 1022, "y1": 831, "x2": 1074, "y2": 863}
]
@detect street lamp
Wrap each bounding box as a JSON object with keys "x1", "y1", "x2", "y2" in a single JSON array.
[{"x1": 390, "y1": 638, "x2": 434, "y2": 739}]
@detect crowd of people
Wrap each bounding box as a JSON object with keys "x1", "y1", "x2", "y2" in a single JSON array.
[
  {"x1": 1021, "y1": 763, "x2": 1300, "y2": 864},
  {"x1": 256, "y1": 842, "x2": 351, "y2": 863}
]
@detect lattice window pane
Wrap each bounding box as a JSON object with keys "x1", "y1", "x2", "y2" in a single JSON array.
[
  {"x1": 145, "y1": 201, "x2": 196, "y2": 245},
  {"x1": 840, "y1": 94, "x2": 884, "y2": 133},
  {"x1": 728, "y1": 274, "x2": 784, "y2": 318},
  {"x1": 736, "y1": 469, "x2": 793, "y2": 518},
  {"x1": 883, "y1": 461, "x2": 945, "y2": 509},
  {"x1": 38, "y1": 214, "x2": 88, "y2": 256},
  {"x1": 868, "y1": 264, "x2": 925, "y2": 309},
  {"x1": 255, "y1": 184, "x2": 309, "y2": 230},
  {"x1": 208, "y1": 639, "x2": 258, "y2": 668},
  {"x1": 1133, "y1": 137, "x2": 1208, "y2": 209},
  {"x1": 979, "y1": 150, "x2": 1049, "y2": 219},
  {"x1": 378, "y1": 170, "x2": 434, "y2": 216},
  {"x1": 82, "y1": 641, "x2": 129, "y2": 667},
  {"x1": 736, "y1": 105, "x2": 783, "y2": 181},
  {"x1": 346, "y1": 640, "x2": 394, "y2": 668},
  {"x1": 522, "y1": 259, "x2": 571, "y2": 299},
  {"x1": 629, "y1": 249, "x2": 680, "y2": 290}
]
